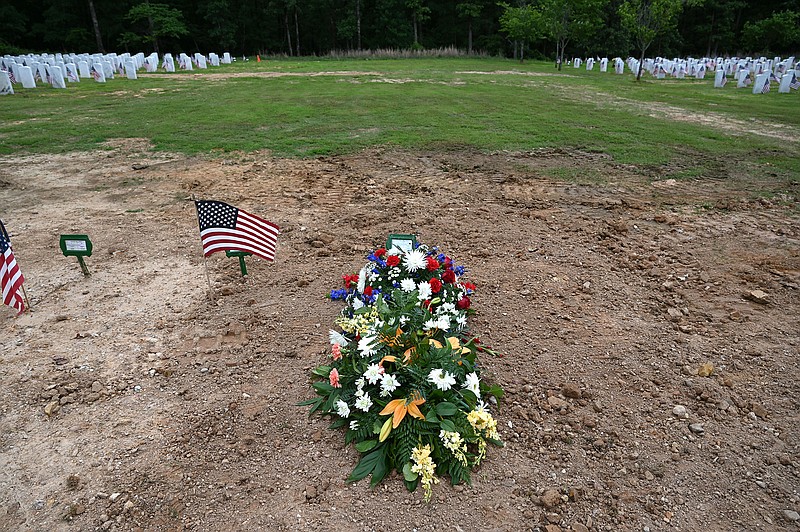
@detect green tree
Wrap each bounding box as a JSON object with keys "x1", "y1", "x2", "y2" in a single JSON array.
[
  {"x1": 540, "y1": 0, "x2": 604, "y2": 70},
  {"x1": 499, "y1": 3, "x2": 542, "y2": 62},
  {"x1": 406, "y1": 0, "x2": 430, "y2": 48},
  {"x1": 741, "y1": 10, "x2": 800, "y2": 55},
  {"x1": 457, "y1": 1, "x2": 485, "y2": 54},
  {"x1": 122, "y1": 2, "x2": 188, "y2": 54},
  {"x1": 199, "y1": 0, "x2": 237, "y2": 51},
  {"x1": 619, "y1": 0, "x2": 683, "y2": 80}
]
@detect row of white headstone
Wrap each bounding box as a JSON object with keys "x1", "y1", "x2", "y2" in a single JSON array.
[
  {"x1": 0, "y1": 51, "x2": 233, "y2": 95},
  {"x1": 569, "y1": 55, "x2": 798, "y2": 94}
]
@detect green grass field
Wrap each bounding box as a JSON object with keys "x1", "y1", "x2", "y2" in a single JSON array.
[{"x1": 1, "y1": 57, "x2": 798, "y2": 179}]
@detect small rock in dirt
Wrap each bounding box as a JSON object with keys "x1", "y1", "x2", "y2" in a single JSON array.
[
  {"x1": 571, "y1": 524, "x2": 589, "y2": 532},
  {"x1": 744, "y1": 290, "x2": 769, "y2": 304},
  {"x1": 547, "y1": 396, "x2": 568, "y2": 410},
  {"x1": 750, "y1": 403, "x2": 769, "y2": 419},
  {"x1": 689, "y1": 423, "x2": 705, "y2": 435},
  {"x1": 697, "y1": 362, "x2": 714, "y2": 377},
  {"x1": 544, "y1": 525, "x2": 562, "y2": 532},
  {"x1": 539, "y1": 489, "x2": 562, "y2": 509},
  {"x1": 66, "y1": 475, "x2": 80, "y2": 490},
  {"x1": 305, "y1": 485, "x2": 317, "y2": 499},
  {"x1": 783, "y1": 510, "x2": 800, "y2": 522},
  {"x1": 131, "y1": 163, "x2": 149, "y2": 170},
  {"x1": 672, "y1": 405, "x2": 689, "y2": 419},
  {"x1": 310, "y1": 240, "x2": 325, "y2": 248},
  {"x1": 91, "y1": 381, "x2": 104, "y2": 393},
  {"x1": 561, "y1": 383, "x2": 582, "y2": 399},
  {"x1": 44, "y1": 401, "x2": 60, "y2": 417}
]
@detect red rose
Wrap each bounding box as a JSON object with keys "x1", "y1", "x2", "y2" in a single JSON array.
[
  {"x1": 386, "y1": 255, "x2": 400, "y2": 267},
  {"x1": 429, "y1": 278, "x2": 442, "y2": 293},
  {"x1": 364, "y1": 286, "x2": 373, "y2": 296},
  {"x1": 456, "y1": 296, "x2": 471, "y2": 310},
  {"x1": 426, "y1": 257, "x2": 440, "y2": 271},
  {"x1": 442, "y1": 269, "x2": 456, "y2": 284},
  {"x1": 374, "y1": 248, "x2": 387, "y2": 257}
]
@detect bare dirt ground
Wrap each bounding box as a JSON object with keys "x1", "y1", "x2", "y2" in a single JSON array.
[{"x1": 1, "y1": 142, "x2": 798, "y2": 532}]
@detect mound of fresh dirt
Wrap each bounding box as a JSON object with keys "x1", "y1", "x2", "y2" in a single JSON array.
[{"x1": 1, "y1": 145, "x2": 798, "y2": 531}]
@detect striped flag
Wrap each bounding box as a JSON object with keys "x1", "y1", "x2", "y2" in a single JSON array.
[
  {"x1": 761, "y1": 79, "x2": 770, "y2": 94},
  {"x1": 0, "y1": 221, "x2": 25, "y2": 315},
  {"x1": 791, "y1": 73, "x2": 800, "y2": 90},
  {"x1": 6, "y1": 68, "x2": 16, "y2": 84},
  {"x1": 195, "y1": 201, "x2": 279, "y2": 262}
]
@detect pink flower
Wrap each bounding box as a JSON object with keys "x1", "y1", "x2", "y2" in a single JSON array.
[
  {"x1": 332, "y1": 344, "x2": 342, "y2": 361},
  {"x1": 330, "y1": 368, "x2": 341, "y2": 388}
]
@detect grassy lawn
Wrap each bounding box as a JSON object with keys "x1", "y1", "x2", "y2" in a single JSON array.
[{"x1": 1, "y1": 57, "x2": 797, "y2": 177}]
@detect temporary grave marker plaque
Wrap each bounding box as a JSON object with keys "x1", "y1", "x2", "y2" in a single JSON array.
[
  {"x1": 59, "y1": 234, "x2": 93, "y2": 276},
  {"x1": 386, "y1": 233, "x2": 417, "y2": 254},
  {"x1": 225, "y1": 250, "x2": 252, "y2": 276}
]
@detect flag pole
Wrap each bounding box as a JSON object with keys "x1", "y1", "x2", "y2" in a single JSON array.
[
  {"x1": 191, "y1": 195, "x2": 216, "y2": 302},
  {"x1": 21, "y1": 285, "x2": 32, "y2": 313}
]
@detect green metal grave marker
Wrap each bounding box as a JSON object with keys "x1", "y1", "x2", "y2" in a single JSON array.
[
  {"x1": 386, "y1": 233, "x2": 417, "y2": 254},
  {"x1": 59, "y1": 234, "x2": 93, "y2": 276},
  {"x1": 225, "y1": 250, "x2": 252, "y2": 277}
]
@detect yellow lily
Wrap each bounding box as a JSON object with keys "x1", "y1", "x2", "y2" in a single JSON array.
[
  {"x1": 430, "y1": 337, "x2": 471, "y2": 354},
  {"x1": 379, "y1": 391, "x2": 426, "y2": 429}
]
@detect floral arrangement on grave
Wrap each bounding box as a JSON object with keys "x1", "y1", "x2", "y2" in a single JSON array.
[{"x1": 300, "y1": 243, "x2": 503, "y2": 501}]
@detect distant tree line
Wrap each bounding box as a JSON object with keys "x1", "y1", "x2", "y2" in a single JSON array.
[{"x1": 0, "y1": 0, "x2": 798, "y2": 59}]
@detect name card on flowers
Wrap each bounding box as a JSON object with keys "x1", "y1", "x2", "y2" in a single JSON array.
[
  {"x1": 386, "y1": 233, "x2": 416, "y2": 254},
  {"x1": 300, "y1": 242, "x2": 503, "y2": 502}
]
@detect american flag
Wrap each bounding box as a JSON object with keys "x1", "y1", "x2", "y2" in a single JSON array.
[
  {"x1": 761, "y1": 79, "x2": 770, "y2": 94},
  {"x1": 6, "y1": 68, "x2": 16, "y2": 84},
  {"x1": 90, "y1": 65, "x2": 101, "y2": 81},
  {"x1": 791, "y1": 73, "x2": 800, "y2": 90},
  {"x1": 195, "y1": 201, "x2": 279, "y2": 262},
  {"x1": 66, "y1": 65, "x2": 78, "y2": 82},
  {"x1": 0, "y1": 222, "x2": 25, "y2": 315},
  {"x1": 720, "y1": 73, "x2": 727, "y2": 86}
]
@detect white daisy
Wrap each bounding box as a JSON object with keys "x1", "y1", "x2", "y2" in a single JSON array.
[
  {"x1": 380, "y1": 373, "x2": 400, "y2": 397},
  {"x1": 463, "y1": 372, "x2": 481, "y2": 397},
  {"x1": 403, "y1": 249, "x2": 427, "y2": 272},
  {"x1": 428, "y1": 368, "x2": 457, "y2": 391},
  {"x1": 335, "y1": 400, "x2": 351, "y2": 418},
  {"x1": 355, "y1": 393, "x2": 373, "y2": 412},
  {"x1": 417, "y1": 281, "x2": 432, "y2": 301},
  {"x1": 363, "y1": 363, "x2": 384, "y2": 385}
]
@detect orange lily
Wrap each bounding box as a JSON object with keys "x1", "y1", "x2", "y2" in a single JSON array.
[
  {"x1": 381, "y1": 327, "x2": 404, "y2": 347},
  {"x1": 379, "y1": 391, "x2": 426, "y2": 428}
]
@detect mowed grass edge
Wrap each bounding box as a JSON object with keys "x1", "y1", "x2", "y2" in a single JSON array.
[{"x1": 1, "y1": 58, "x2": 797, "y2": 180}]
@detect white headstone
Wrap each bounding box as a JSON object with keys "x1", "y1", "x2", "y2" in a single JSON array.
[
  {"x1": 64, "y1": 63, "x2": 79, "y2": 82},
  {"x1": 599, "y1": 58, "x2": 608, "y2": 72},
  {"x1": 0, "y1": 70, "x2": 13, "y2": 95},
  {"x1": 695, "y1": 66, "x2": 705, "y2": 79},
  {"x1": 778, "y1": 72, "x2": 792, "y2": 93},
  {"x1": 197, "y1": 55, "x2": 207, "y2": 69},
  {"x1": 713, "y1": 69, "x2": 727, "y2": 88},
  {"x1": 574, "y1": 58, "x2": 581, "y2": 68},
  {"x1": 18, "y1": 66, "x2": 36, "y2": 88},
  {"x1": 49, "y1": 65, "x2": 66, "y2": 88},
  {"x1": 209, "y1": 53, "x2": 220, "y2": 67},
  {"x1": 736, "y1": 71, "x2": 751, "y2": 88},
  {"x1": 102, "y1": 61, "x2": 114, "y2": 79},
  {"x1": 222, "y1": 52, "x2": 231, "y2": 64},
  {"x1": 586, "y1": 58, "x2": 594, "y2": 71},
  {"x1": 125, "y1": 61, "x2": 138, "y2": 80},
  {"x1": 752, "y1": 73, "x2": 768, "y2": 94},
  {"x1": 91, "y1": 64, "x2": 106, "y2": 83},
  {"x1": 78, "y1": 61, "x2": 90, "y2": 78}
]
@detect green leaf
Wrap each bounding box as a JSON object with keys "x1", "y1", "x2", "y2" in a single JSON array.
[
  {"x1": 312, "y1": 365, "x2": 332, "y2": 378},
  {"x1": 372, "y1": 419, "x2": 383, "y2": 435},
  {"x1": 329, "y1": 418, "x2": 348, "y2": 429},
  {"x1": 346, "y1": 448, "x2": 384, "y2": 483},
  {"x1": 440, "y1": 419, "x2": 457, "y2": 432},
  {"x1": 296, "y1": 397, "x2": 322, "y2": 407},
  {"x1": 356, "y1": 440, "x2": 378, "y2": 452},
  {"x1": 370, "y1": 455, "x2": 389, "y2": 487},
  {"x1": 312, "y1": 382, "x2": 334, "y2": 394},
  {"x1": 402, "y1": 462, "x2": 418, "y2": 482},
  {"x1": 425, "y1": 408, "x2": 439, "y2": 423},
  {"x1": 436, "y1": 402, "x2": 459, "y2": 417}
]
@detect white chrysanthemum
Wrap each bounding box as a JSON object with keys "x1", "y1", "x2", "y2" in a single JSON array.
[
  {"x1": 355, "y1": 393, "x2": 373, "y2": 412},
  {"x1": 380, "y1": 373, "x2": 400, "y2": 397},
  {"x1": 428, "y1": 368, "x2": 457, "y2": 391},
  {"x1": 423, "y1": 318, "x2": 438, "y2": 331},
  {"x1": 435, "y1": 314, "x2": 451, "y2": 330},
  {"x1": 335, "y1": 400, "x2": 351, "y2": 418},
  {"x1": 329, "y1": 329, "x2": 349, "y2": 346},
  {"x1": 355, "y1": 377, "x2": 366, "y2": 390},
  {"x1": 358, "y1": 334, "x2": 378, "y2": 357},
  {"x1": 455, "y1": 314, "x2": 468, "y2": 328},
  {"x1": 352, "y1": 298, "x2": 365, "y2": 310},
  {"x1": 400, "y1": 278, "x2": 416, "y2": 292},
  {"x1": 438, "y1": 302, "x2": 456, "y2": 315},
  {"x1": 364, "y1": 363, "x2": 384, "y2": 385},
  {"x1": 399, "y1": 315, "x2": 409, "y2": 325},
  {"x1": 463, "y1": 372, "x2": 481, "y2": 397},
  {"x1": 403, "y1": 249, "x2": 427, "y2": 272},
  {"x1": 417, "y1": 281, "x2": 432, "y2": 301}
]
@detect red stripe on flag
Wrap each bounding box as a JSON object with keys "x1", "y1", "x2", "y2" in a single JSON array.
[{"x1": 2, "y1": 248, "x2": 25, "y2": 314}]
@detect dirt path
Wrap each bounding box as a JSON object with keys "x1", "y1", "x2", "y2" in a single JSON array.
[{"x1": 1, "y1": 145, "x2": 798, "y2": 531}]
